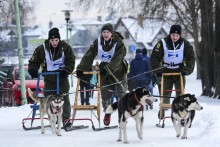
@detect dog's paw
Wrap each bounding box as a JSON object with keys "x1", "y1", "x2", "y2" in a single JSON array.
[
  {"x1": 57, "y1": 133, "x2": 62, "y2": 136},
  {"x1": 181, "y1": 136, "x2": 187, "y2": 139},
  {"x1": 123, "y1": 141, "x2": 129, "y2": 144},
  {"x1": 117, "y1": 139, "x2": 122, "y2": 142},
  {"x1": 176, "y1": 134, "x2": 180, "y2": 138},
  {"x1": 138, "y1": 136, "x2": 143, "y2": 140},
  {"x1": 41, "y1": 128, "x2": 45, "y2": 134}
]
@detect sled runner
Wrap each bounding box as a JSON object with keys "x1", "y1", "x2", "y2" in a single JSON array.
[
  {"x1": 156, "y1": 72, "x2": 184, "y2": 128},
  {"x1": 64, "y1": 71, "x2": 117, "y2": 131}
]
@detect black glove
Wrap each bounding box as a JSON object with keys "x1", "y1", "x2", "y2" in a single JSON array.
[
  {"x1": 76, "y1": 70, "x2": 84, "y2": 78},
  {"x1": 59, "y1": 69, "x2": 69, "y2": 78},
  {"x1": 28, "y1": 69, "x2": 38, "y2": 79},
  {"x1": 178, "y1": 63, "x2": 187, "y2": 75},
  {"x1": 181, "y1": 70, "x2": 187, "y2": 75},
  {"x1": 100, "y1": 68, "x2": 107, "y2": 75}
]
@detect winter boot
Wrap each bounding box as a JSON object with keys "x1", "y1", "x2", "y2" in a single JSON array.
[{"x1": 103, "y1": 114, "x2": 111, "y2": 126}]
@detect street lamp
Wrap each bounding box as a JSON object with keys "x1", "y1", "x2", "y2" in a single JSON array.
[
  {"x1": 68, "y1": 21, "x2": 73, "y2": 45},
  {"x1": 62, "y1": 10, "x2": 73, "y2": 43},
  {"x1": 49, "y1": 13, "x2": 56, "y2": 29}
]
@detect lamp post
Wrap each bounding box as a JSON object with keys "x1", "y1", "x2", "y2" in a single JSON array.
[
  {"x1": 68, "y1": 21, "x2": 73, "y2": 46},
  {"x1": 62, "y1": 10, "x2": 73, "y2": 43},
  {"x1": 49, "y1": 13, "x2": 56, "y2": 29}
]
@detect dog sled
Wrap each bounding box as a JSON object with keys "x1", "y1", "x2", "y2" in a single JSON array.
[
  {"x1": 22, "y1": 72, "x2": 59, "y2": 130},
  {"x1": 156, "y1": 72, "x2": 184, "y2": 128},
  {"x1": 64, "y1": 71, "x2": 117, "y2": 131}
]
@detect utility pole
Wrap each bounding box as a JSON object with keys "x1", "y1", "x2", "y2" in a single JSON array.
[{"x1": 14, "y1": 0, "x2": 27, "y2": 104}]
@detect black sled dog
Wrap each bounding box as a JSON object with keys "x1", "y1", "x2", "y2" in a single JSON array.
[
  {"x1": 104, "y1": 86, "x2": 157, "y2": 144},
  {"x1": 27, "y1": 88, "x2": 65, "y2": 136},
  {"x1": 171, "y1": 94, "x2": 203, "y2": 139}
]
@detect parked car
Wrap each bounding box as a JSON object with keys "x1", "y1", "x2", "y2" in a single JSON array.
[{"x1": 2, "y1": 66, "x2": 44, "y2": 106}]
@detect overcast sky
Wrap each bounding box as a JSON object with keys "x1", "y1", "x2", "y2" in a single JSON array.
[{"x1": 35, "y1": 0, "x2": 102, "y2": 26}]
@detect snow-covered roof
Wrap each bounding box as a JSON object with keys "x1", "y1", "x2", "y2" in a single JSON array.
[
  {"x1": 71, "y1": 18, "x2": 110, "y2": 25},
  {"x1": 0, "y1": 30, "x2": 13, "y2": 41},
  {"x1": 23, "y1": 17, "x2": 110, "y2": 39},
  {"x1": 121, "y1": 18, "x2": 168, "y2": 48},
  {"x1": 23, "y1": 24, "x2": 77, "y2": 40}
]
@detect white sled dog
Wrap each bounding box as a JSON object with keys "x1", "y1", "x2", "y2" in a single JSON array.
[
  {"x1": 105, "y1": 86, "x2": 157, "y2": 144},
  {"x1": 171, "y1": 94, "x2": 203, "y2": 139},
  {"x1": 27, "y1": 88, "x2": 64, "y2": 136}
]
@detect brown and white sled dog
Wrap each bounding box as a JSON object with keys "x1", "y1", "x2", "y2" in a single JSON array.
[
  {"x1": 27, "y1": 88, "x2": 64, "y2": 136},
  {"x1": 171, "y1": 94, "x2": 203, "y2": 139},
  {"x1": 105, "y1": 87, "x2": 157, "y2": 144}
]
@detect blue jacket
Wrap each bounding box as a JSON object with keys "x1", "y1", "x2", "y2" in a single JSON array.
[
  {"x1": 143, "y1": 55, "x2": 150, "y2": 62},
  {"x1": 128, "y1": 53, "x2": 151, "y2": 82}
]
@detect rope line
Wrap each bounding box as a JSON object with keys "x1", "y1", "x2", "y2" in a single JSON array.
[{"x1": 61, "y1": 65, "x2": 166, "y2": 93}]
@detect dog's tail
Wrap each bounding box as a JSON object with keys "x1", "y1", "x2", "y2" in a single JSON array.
[
  {"x1": 27, "y1": 88, "x2": 40, "y2": 103},
  {"x1": 105, "y1": 102, "x2": 118, "y2": 114}
]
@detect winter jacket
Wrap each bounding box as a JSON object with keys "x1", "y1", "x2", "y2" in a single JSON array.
[
  {"x1": 77, "y1": 32, "x2": 128, "y2": 82},
  {"x1": 28, "y1": 40, "x2": 75, "y2": 82},
  {"x1": 128, "y1": 53, "x2": 151, "y2": 83},
  {"x1": 143, "y1": 55, "x2": 150, "y2": 63},
  {"x1": 150, "y1": 35, "x2": 195, "y2": 75}
]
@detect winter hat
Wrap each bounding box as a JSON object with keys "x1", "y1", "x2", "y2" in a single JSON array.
[
  {"x1": 101, "y1": 23, "x2": 113, "y2": 33},
  {"x1": 136, "y1": 49, "x2": 142, "y2": 54},
  {"x1": 142, "y1": 48, "x2": 147, "y2": 55},
  {"x1": 169, "y1": 25, "x2": 181, "y2": 35},
  {"x1": 48, "y1": 28, "x2": 61, "y2": 40}
]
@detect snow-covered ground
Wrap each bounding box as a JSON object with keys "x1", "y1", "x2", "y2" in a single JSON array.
[{"x1": 0, "y1": 68, "x2": 220, "y2": 147}]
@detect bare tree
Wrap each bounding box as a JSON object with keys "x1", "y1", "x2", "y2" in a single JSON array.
[
  {"x1": 200, "y1": 0, "x2": 214, "y2": 97},
  {"x1": 69, "y1": 0, "x2": 220, "y2": 98},
  {"x1": 0, "y1": 0, "x2": 36, "y2": 27},
  {"x1": 214, "y1": 0, "x2": 220, "y2": 98}
]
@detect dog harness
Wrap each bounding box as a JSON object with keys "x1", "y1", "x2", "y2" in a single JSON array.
[
  {"x1": 178, "y1": 110, "x2": 189, "y2": 118},
  {"x1": 128, "y1": 93, "x2": 143, "y2": 117}
]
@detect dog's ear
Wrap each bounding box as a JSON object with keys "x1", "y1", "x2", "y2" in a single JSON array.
[
  {"x1": 142, "y1": 88, "x2": 146, "y2": 93},
  {"x1": 184, "y1": 97, "x2": 191, "y2": 101},
  {"x1": 142, "y1": 87, "x2": 148, "y2": 94},
  {"x1": 62, "y1": 93, "x2": 67, "y2": 96}
]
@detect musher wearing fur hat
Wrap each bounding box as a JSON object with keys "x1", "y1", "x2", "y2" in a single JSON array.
[
  {"x1": 150, "y1": 24, "x2": 195, "y2": 104},
  {"x1": 76, "y1": 23, "x2": 128, "y2": 126},
  {"x1": 28, "y1": 27, "x2": 75, "y2": 128}
]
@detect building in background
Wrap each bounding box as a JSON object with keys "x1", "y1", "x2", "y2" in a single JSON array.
[{"x1": 114, "y1": 17, "x2": 169, "y2": 59}]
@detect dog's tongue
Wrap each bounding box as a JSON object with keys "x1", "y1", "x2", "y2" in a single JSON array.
[{"x1": 52, "y1": 107, "x2": 59, "y2": 114}]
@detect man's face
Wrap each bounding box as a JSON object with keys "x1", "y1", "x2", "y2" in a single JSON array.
[
  {"x1": 49, "y1": 38, "x2": 60, "y2": 48},
  {"x1": 102, "y1": 30, "x2": 112, "y2": 41},
  {"x1": 170, "y1": 33, "x2": 180, "y2": 42}
]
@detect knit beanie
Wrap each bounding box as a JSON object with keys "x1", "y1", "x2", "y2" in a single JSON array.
[
  {"x1": 101, "y1": 23, "x2": 113, "y2": 33},
  {"x1": 48, "y1": 28, "x2": 61, "y2": 40},
  {"x1": 169, "y1": 25, "x2": 181, "y2": 35},
  {"x1": 136, "y1": 49, "x2": 142, "y2": 54},
  {"x1": 142, "y1": 48, "x2": 147, "y2": 55}
]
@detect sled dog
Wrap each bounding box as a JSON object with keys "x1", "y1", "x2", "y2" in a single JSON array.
[
  {"x1": 27, "y1": 88, "x2": 64, "y2": 136},
  {"x1": 171, "y1": 94, "x2": 203, "y2": 139},
  {"x1": 105, "y1": 87, "x2": 157, "y2": 144}
]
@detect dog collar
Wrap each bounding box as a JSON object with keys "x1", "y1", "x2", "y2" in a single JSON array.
[{"x1": 128, "y1": 93, "x2": 143, "y2": 117}]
